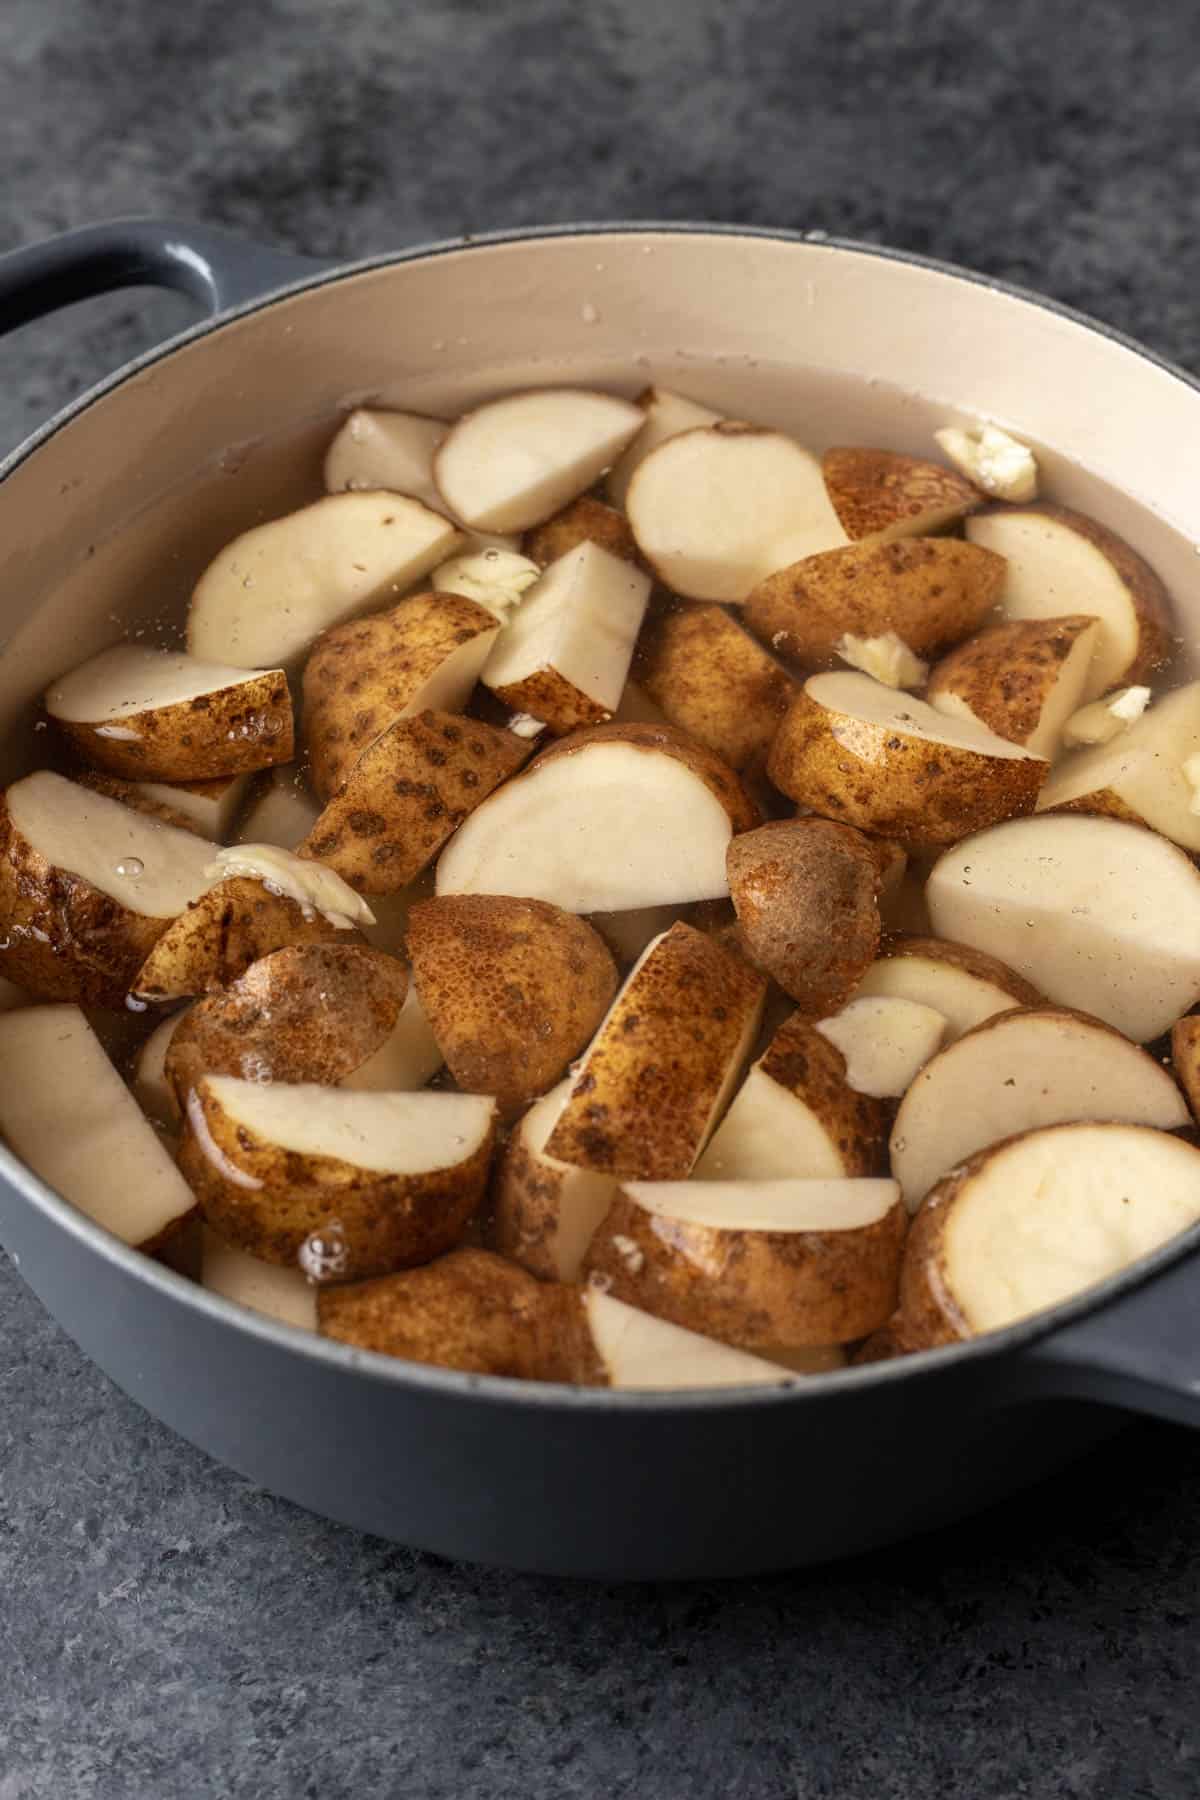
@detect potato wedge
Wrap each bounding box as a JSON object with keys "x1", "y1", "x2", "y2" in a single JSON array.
[
  {"x1": 1171, "y1": 1015, "x2": 1200, "y2": 1122},
  {"x1": 302, "y1": 590, "x2": 500, "y2": 800},
  {"x1": 583, "y1": 1176, "x2": 906, "y2": 1347},
  {"x1": 179, "y1": 1078, "x2": 496, "y2": 1277},
  {"x1": 133, "y1": 875, "x2": 358, "y2": 1002},
  {"x1": 822, "y1": 448, "x2": 981, "y2": 541},
  {"x1": 436, "y1": 722, "x2": 757, "y2": 912},
  {"x1": 406, "y1": 894, "x2": 617, "y2": 1112},
  {"x1": 133, "y1": 1007, "x2": 190, "y2": 1128},
  {"x1": 890, "y1": 1005, "x2": 1188, "y2": 1210},
  {"x1": 767, "y1": 672, "x2": 1047, "y2": 851},
  {"x1": 742, "y1": 537, "x2": 1004, "y2": 666},
  {"x1": 543, "y1": 922, "x2": 765, "y2": 1178},
  {"x1": 965, "y1": 502, "x2": 1172, "y2": 699},
  {"x1": 201, "y1": 1227, "x2": 318, "y2": 1332},
  {"x1": 524, "y1": 495, "x2": 640, "y2": 567},
  {"x1": 582, "y1": 1290, "x2": 790, "y2": 1388},
  {"x1": 927, "y1": 813, "x2": 1200, "y2": 1042},
  {"x1": 898, "y1": 1123, "x2": 1200, "y2": 1346},
  {"x1": 324, "y1": 407, "x2": 447, "y2": 512},
  {"x1": 1036, "y1": 680, "x2": 1200, "y2": 852},
  {"x1": 488, "y1": 1078, "x2": 619, "y2": 1280},
  {"x1": 815, "y1": 997, "x2": 946, "y2": 1098},
  {"x1": 927, "y1": 616, "x2": 1100, "y2": 759},
  {"x1": 188, "y1": 493, "x2": 461, "y2": 671},
  {"x1": 0, "y1": 1005, "x2": 195, "y2": 1250},
  {"x1": 634, "y1": 602, "x2": 795, "y2": 771},
  {"x1": 45, "y1": 645, "x2": 293, "y2": 782},
  {"x1": 855, "y1": 936, "x2": 1043, "y2": 1044},
  {"x1": 300, "y1": 710, "x2": 529, "y2": 894},
  {"x1": 605, "y1": 385, "x2": 724, "y2": 510}
]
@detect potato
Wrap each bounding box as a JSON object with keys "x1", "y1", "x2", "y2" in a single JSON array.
[
  {"x1": 767, "y1": 671, "x2": 1047, "y2": 851},
  {"x1": 726, "y1": 817, "x2": 884, "y2": 1012},
  {"x1": 633, "y1": 602, "x2": 795, "y2": 772},
  {"x1": 201, "y1": 1227, "x2": 318, "y2": 1333},
  {"x1": 742, "y1": 537, "x2": 1004, "y2": 666},
  {"x1": 301, "y1": 590, "x2": 500, "y2": 801},
  {"x1": 855, "y1": 935, "x2": 1043, "y2": 1043},
  {"x1": 605, "y1": 385, "x2": 724, "y2": 510},
  {"x1": 926, "y1": 616, "x2": 1100, "y2": 759},
  {"x1": 815, "y1": 996, "x2": 946, "y2": 1098},
  {"x1": 132, "y1": 875, "x2": 359, "y2": 1002},
  {"x1": 543, "y1": 922, "x2": 765, "y2": 1178},
  {"x1": 179, "y1": 1078, "x2": 497, "y2": 1278},
  {"x1": 342, "y1": 986, "x2": 443, "y2": 1092},
  {"x1": 582, "y1": 1290, "x2": 790, "y2": 1388},
  {"x1": 583, "y1": 1176, "x2": 907, "y2": 1347},
  {"x1": 898, "y1": 1123, "x2": 1200, "y2": 1346},
  {"x1": 524, "y1": 495, "x2": 640, "y2": 567},
  {"x1": 1170, "y1": 1015, "x2": 1200, "y2": 1122},
  {"x1": 406, "y1": 894, "x2": 616, "y2": 1112},
  {"x1": 821, "y1": 448, "x2": 981, "y2": 541},
  {"x1": 300, "y1": 710, "x2": 529, "y2": 894},
  {"x1": 324, "y1": 407, "x2": 447, "y2": 511},
  {"x1": 79, "y1": 772, "x2": 211, "y2": 835},
  {"x1": 488, "y1": 1078, "x2": 618, "y2": 1280},
  {"x1": 1036, "y1": 680, "x2": 1200, "y2": 852},
  {"x1": 933, "y1": 423, "x2": 1039, "y2": 504}
]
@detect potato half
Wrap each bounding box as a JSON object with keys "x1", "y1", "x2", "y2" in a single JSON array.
[
  {"x1": 524, "y1": 495, "x2": 640, "y2": 567},
  {"x1": 821, "y1": 448, "x2": 981, "y2": 541},
  {"x1": 1036, "y1": 680, "x2": 1200, "y2": 853},
  {"x1": 605, "y1": 385, "x2": 724, "y2": 510},
  {"x1": 133, "y1": 875, "x2": 359, "y2": 1002},
  {"x1": 855, "y1": 935, "x2": 1043, "y2": 1044},
  {"x1": 926, "y1": 615, "x2": 1100, "y2": 760},
  {"x1": 634, "y1": 602, "x2": 795, "y2": 772},
  {"x1": 488, "y1": 1078, "x2": 618, "y2": 1281}
]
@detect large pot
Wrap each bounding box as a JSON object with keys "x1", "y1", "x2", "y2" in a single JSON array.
[{"x1": 0, "y1": 218, "x2": 1198, "y2": 1580}]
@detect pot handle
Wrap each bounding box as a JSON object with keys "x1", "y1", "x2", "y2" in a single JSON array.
[{"x1": 0, "y1": 217, "x2": 331, "y2": 336}]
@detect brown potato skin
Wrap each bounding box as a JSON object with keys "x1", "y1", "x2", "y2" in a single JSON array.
[
  {"x1": 179, "y1": 1081, "x2": 497, "y2": 1280},
  {"x1": 743, "y1": 538, "x2": 1005, "y2": 666},
  {"x1": 849, "y1": 1319, "x2": 910, "y2": 1364},
  {"x1": 634, "y1": 602, "x2": 795, "y2": 772},
  {"x1": 53, "y1": 668, "x2": 293, "y2": 783},
  {"x1": 528, "y1": 720, "x2": 760, "y2": 836},
  {"x1": 487, "y1": 666, "x2": 612, "y2": 735},
  {"x1": 524, "y1": 496, "x2": 640, "y2": 568},
  {"x1": 1171, "y1": 1016, "x2": 1200, "y2": 1122},
  {"x1": 583, "y1": 1186, "x2": 908, "y2": 1347},
  {"x1": 925, "y1": 615, "x2": 1098, "y2": 747},
  {"x1": 1039, "y1": 788, "x2": 1147, "y2": 829},
  {"x1": 408, "y1": 895, "x2": 618, "y2": 1112},
  {"x1": 873, "y1": 935, "x2": 1045, "y2": 1006},
  {"x1": 896, "y1": 1163, "x2": 987, "y2": 1349},
  {"x1": 133, "y1": 876, "x2": 357, "y2": 1001},
  {"x1": 488, "y1": 1117, "x2": 565, "y2": 1280},
  {"x1": 822, "y1": 448, "x2": 981, "y2": 541},
  {"x1": 758, "y1": 1012, "x2": 890, "y2": 1174},
  {"x1": 727, "y1": 818, "x2": 882, "y2": 1014},
  {"x1": 767, "y1": 684, "x2": 1047, "y2": 851},
  {"x1": 165, "y1": 944, "x2": 409, "y2": 1104},
  {"x1": 300, "y1": 710, "x2": 529, "y2": 893},
  {"x1": 545, "y1": 922, "x2": 767, "y2": 1178},
  {"x1": 302, "y1": 591, "x2": 497, "y2": 800}
]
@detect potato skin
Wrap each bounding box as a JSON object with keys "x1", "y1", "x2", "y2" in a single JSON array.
[
  {"x1": 634, "y1": 602, "x2": 795, "y2": 772},
  {"x1": 524, "y1": 495, "x2": 640, "y2": 568},
  {"x1": 583, "y1": 1185, "x2": 907, "y2": 1347},
  {"x1": 487, "y1": 666, "x2": 613, "y2": 735},
  {"x1": 300, "y1": 710, "x2": 529, "y2": 894},
  {"x1": 767, "y1": 685, "x2": 1046, "y2": 851},
  {"x1": 926, "y1": 615, "x2": 1098, "y2": 747},
  {"x1": 742, "y1": 537, "x2": 1004, "y2": 666},
  {"x1": 758, "y1": 1012, "x2": 890, "y2": 1174},
  {"x1": 822, "y1": 448, "x2": 981, "y2": 541},
  {"x1": 179, "y1": 1081, "x2": 496, "y2": 1280},
  {"x1": 528, "y1": 720, "x2": 760, "y2": 836},
  {"x1": 1171, "y1": 1015, "x2": 1200, "y2": 1122},
  {"x1": 133, "y1": 876, "x2": 356, "y2": 1001},
  {"x1": 896, "y1": 1164, "x2": 983, "y2": 1349},
  {"x1": 54, "y1": 667, "x2": 293, "y2": 783},
  {"x1": 303, "y1": 591, "x2": 498, "y2": 800}
]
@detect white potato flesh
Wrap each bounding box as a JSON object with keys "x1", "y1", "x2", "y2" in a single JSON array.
[
  {"x1": 941, "y1": 1124, "x2": 1200, "y2": 1332},
  {"x1": 626, "y1": 426, "x2": 849, "y2": 602},
  {"x1": 324, "y1": 408, "x2": 447, "y2": 511},
  {"x1": 133, "y1": 1008, "x2": 189, "y2": 1127},
  {"x1": 927, "y1": 814, "x2": 1200, "y2": 1042},
  {"x1": 188, "y1": 493, "x2": 461, "y2": 670},
  {"x1": 805, "y1": 671, "x2": 1045, "y2": 763},
  {"x1": 433, "y1": 389, "x2": 644, "y2": 533},
  {"x1": 399, "y1": 626, "x2": 501, "y2": 720},
  {"x1": 340, "y1": 988, "x2": 443, "y2": 1092},
  {"x1": 890, "y1": 1007, "x2": 1189, "y2": 1209},
  {"x1": 930, "y1": 620, "x2": 1099, "y2": 760},
  {"x1": 693, "y1": 1065, "x2": 854, "y2": 1180},
  {"x1": 8, "y1": 772, "x2": 218, "y2": 919},
  {"x1": 201, "y1": 1077, "x2": 494, "y2": 1175},
  {"x1": 136, "y1": 773, "x2": 251, "y2": 840},
  {"x1": 432, "y1": 549, "x2": 541, "y2": 621},
  {"x1": 933, "y1": 424, "x2": 1039, "y2": 503},
  {"x1": 482, "y1": 541, "x2": 650, "y2": 710},
  {"x1": 0, "y1": 1005, "x2": 195, "y2": 1246},
  {"x1": 201, "y1": 1228, "x2": 317, "y2": 1331},
  {"x1": 237, "y1": 771, "x2": 320, "y2": 852},
  {"x1": 436, "y1": 741, "x2": 735, "y2": 911},
  {"x1": 45, "y1": 645, "x2": 283, "y2": 727},
  {"x1": 815, "y1": 997, "x2": 946, "y2": 1098},
  {"x1": 207, "y1": 845, "x2": 373, "y2": 931},
  {"x1": 855, "y1": 951, "x2": 1027, "y2": 1044},
  {"x1": 620, "y1": 1177, "x2": 900, "y2": 1232},
  {"x1": 509, "y1": 1079, "x2": 618, "y2": 1278},
  {"x1": 604, "y1": 386, "x2": 724, "y2": 509},
  {"x1": 1037, "y1": 681, "x2": 1200, "y2": 852},
  {"x1": 583, "y1": 1289, "x2": 786, "y2": 1390}
]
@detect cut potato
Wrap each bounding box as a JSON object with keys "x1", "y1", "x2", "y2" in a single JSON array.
[
  {"x1": 583, "y1": 1176, "x2": 906, "y2": 1347},
  {"x1": 767, "y1": 671, "x2": 1047, "y2": 851},
  {"x1": 489, "y1": 1078, "x2": 619, "y2": 1280},
  {"x1": 743, "y1": 537, "x2": 1004, "y2": 667},
  {"x1": 324, "y1": 407, "x2": 447, "y2": 512},
  {"x1": 45, "y1": 645, "x2": 293, "y2": 782},
  {"x1": 238, "y1": 769, "x2": 320, "y2": 851},
  {"x1": 302, "y1": 590, "x2": 500, "y2": 800},
  {"x1": 133, "y1": 875, "x2": 356, "y2": 1002},
  {"x1": 927, "y1": 616, "x2": 1100, "y2": 760},
  {"x1": 179, "y1": 1078, "x2": 496, "y2": 1277},
  {"x1": 436, "y1": 722, "x2": 757, "y2": 912},
  {"x1": 890, "y1": 1005, "x2": 1189, "y2": 1210},
  {"x1": 822, "y1": 448, "x2": 981, "y2": 541},
  {"x1": 928, "y1": 813, "x2": 1200, "y2": 1042},
  {"x1": 433, "y1": 388, "x2": 644, "y2": 533},
  {"x1": 0, "y1": 1005, "x2": 195, "y2": 1249},
  {"x1": 301, "y1": 710, "x2": 528, "y2": 894},
  {"x1": 342, "y1": 985, "x2": 443, "y2": 1092},
  {"x1": 201, "y1": 1228, "x2": 318, "y2": 1332},
  {"x1": 605, "y1": 385, "x2": 724, "y2": 510},
  {"x1": 626, "y1": 424, "x2": 848, "y2": 602},
  {"x1": 933, "y1": 423, "x2": 1039, "y2": 503},
  {"x1": 133, "y1": 1007, "x2": 190, "y2": 1127},
  {"x1": 1062, "y1": 684, "x2": 1151, "y2": 747},
  {"x1": 965, "y1": 503, "x2": 1172, "y2": 699},
  {"x1": 0, "y1": 772, "x2": 218, "y2": 1006},
  {"x1": 481, "y1": 540, "x2": 651, "y2": 733},
  {"x1": 78, "y1": 771, "x2": 208, "y2": 836},
  {"x1": 130, "y1": 773, "x2": 251, "y2": 841},
  {"x1": 1170, "y1": 1015, "x2": 1200, "y2": 1123},
  {"x1": 898, "y1": 1123, "x2": 1200, "y2": 1345},
  {"x1": 406, "y1": 894, "x2": 617, "y2": 1112},
  {"x1": 815, "y1": 997, "x2": 946, "y2": 1098},
  {"x1": 694, "y1": 1011, "x2": 889, "y2": 1180},
  {"x1": 188, "y1": 493, "x2": 461, "y2": 671},
  {"x1": 855, "y1": 936, "x2": 1043, "y2": 1044},
  {"x1": 583, "y1": 1289, "x2": 789, "y2": 1389},
  {"x1": 524, "y1": 495, "x2": 640, "y2": 568},
  {"x1": 836, "y1": 630, "x2": 928, "y2": 689},
  {"x1": 1035, "y1": 680, "x2": 1200, "y2": 852},
  {"x1": 432, "y1": 548, "x2": 540, "y2": 619},
  {"x1": 634, "y1": 602, "x2": 795, "y2": 771}
]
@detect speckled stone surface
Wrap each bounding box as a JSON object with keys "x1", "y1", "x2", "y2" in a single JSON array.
[{"x1": 3, "y1": 1, "x2": 1200, "y2": 1794}]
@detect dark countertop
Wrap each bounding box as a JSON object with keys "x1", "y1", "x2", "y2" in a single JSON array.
[{"x1": 3, "y1": 2, "x2": 1200, "y2": 1794}]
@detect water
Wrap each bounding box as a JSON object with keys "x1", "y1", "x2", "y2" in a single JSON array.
[{"x1": 115, "y1": 857, "x2": 144, "y2": 878}]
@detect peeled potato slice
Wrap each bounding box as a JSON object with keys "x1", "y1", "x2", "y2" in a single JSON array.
[
  {"x1": 489, "y1": 1078, "x2": 619, "y2": 1281},
  {"x1": 201, "y1": 1227, "x2": 318, "y2": 1332},
  {"x1": 634, "y1": 602, "x2": 794, "y2": 772},
  {"x1": 855, "y1": 936, "x2": 1043, "y2": 1044},
  {"x1": 899, "y1": 1123, "x2": 1200, "y2": 1345},
  {"x1": 927, "y1": 616, "x2": 1101, "y2": 760},
  {"x1": 815, "y1": 997, "x2": 946, "y2": 1098},
  {"x1": 1036, "y1": 680, "x2": 1200, "y2": 852},
  {"x1": 605, "y1": 385, "x2": 724, "y2": 510},
  {"x1": 821, "y1": 448, "x2": 981, "y2": 541}
]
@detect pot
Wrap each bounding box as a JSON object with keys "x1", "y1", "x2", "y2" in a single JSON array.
[{"x1": 0, "y1": 217, "x2": 1198, "y2": 1580}]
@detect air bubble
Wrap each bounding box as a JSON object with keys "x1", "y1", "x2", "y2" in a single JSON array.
[
  {"x1": 581, "y1": 302, "x2": 599, "y2": 325},
  {"x1": 299, "y1": 1220, "x2": 349, "y2": 1283},
  {"x1": 115, "y1": 857, "x2": 144, "y2": 878},
  {"x1": 242, "y1": 576, "x2": 254, "y2": 589}
]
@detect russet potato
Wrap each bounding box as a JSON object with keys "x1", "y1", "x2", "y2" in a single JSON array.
[
  {"x1": 133, "y1": 875, "x2": 359, "y2": 1002},
  {"x1": 821, "y1": 448, "x2": 981, "y2": 541},
  {"x1": 524, "y1": 495, "x2": 640, "y2": 567},
  {"x1": 634, "y1": 602, "x2": 795, "y2": 772}
]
